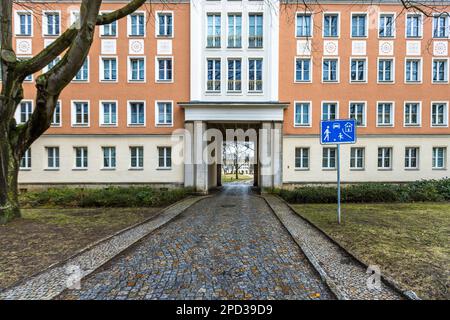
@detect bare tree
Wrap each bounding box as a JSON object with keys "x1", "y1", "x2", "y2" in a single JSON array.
[
  {"x1": 223, "y1": 141, "x2": 254, "y2": 180},
  {"x1": 0, "y1": 0, "x2": 149, "y2": 223}
]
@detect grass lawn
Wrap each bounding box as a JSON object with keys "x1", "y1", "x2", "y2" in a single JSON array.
[
  {"x1": 222, "y1": 174, "x2": 253, "y2": 183},
  {"x1": 0, "y1": 207, "x2": 161, "y2": 290},
  {"x1": 291, "y1": 203, "x2": 450, "y2": 300}
]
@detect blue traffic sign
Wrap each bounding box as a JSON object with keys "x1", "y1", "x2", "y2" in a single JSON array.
[{"x1": 320, "y1": 119, "x2": 357, "y2": 145}]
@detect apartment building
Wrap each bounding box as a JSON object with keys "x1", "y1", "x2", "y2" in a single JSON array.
[{"x1": 10, "y1": 0, "x2": 450, "y2": 192}]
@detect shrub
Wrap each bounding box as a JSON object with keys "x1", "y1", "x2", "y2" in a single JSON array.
[{"x1": 276, "y1": 178, "x2": 450, "y2": 204}]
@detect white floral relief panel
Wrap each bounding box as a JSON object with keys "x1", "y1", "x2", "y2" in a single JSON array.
[
  {"x1": 406, "y1": 41, "x2": 421, "y2": 56},
  {"x1": 433, "y1": 41, "x2": 448, "y2": 56},
  {"x1": 297, "y1": 40, "x2": 312, "y2": 56},
  {"x1": 16, "y1": 39, "x2": 32, "y2": 55},
  {"x1": 129, "y1": 39, "x2": 144, "y2": 55},
  {"x1": 323, "y1": 41, "x2": 338, "y2": 56},
  {"x1": 157, "y1": 40, "x2": 173, "y2": 55},
  {"x1": 379, "y1": 41, "x2": 394, "y2": 56},
  {"x1": 352, "y1": 41, "x2": 366, "y2": 55},
  {"x1": 101, "y1": 39, "x2": 117, "y2": 55}
]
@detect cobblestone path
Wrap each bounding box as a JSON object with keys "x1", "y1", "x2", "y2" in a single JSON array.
[{"x1": 59, "y1": 185, "x2": 334, "y2": 300}]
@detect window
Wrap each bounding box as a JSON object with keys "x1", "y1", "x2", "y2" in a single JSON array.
[
  {"x1": 322, "y1": 102, "x2": 337, "y2": 120},
  {"x1": 207, "y1": 59, "x2": 221, "y2": 92},
  {"x1": 350, "y1": 58, "x2": 367, "y2": 82},
  {"x1": 432, "y1": 147, "x2": 446, "y2": 169},
  {"x1": 207, "y1": 14, "x2": 221, "y2": 48},
  {"x1": 16, "y1": 12, "x2": 32, "y2": 36},
  {"x1": 130, "y1": 147, "x2": 144, "y2": 169},
  {"x1": 350, "y1": 147, "x2": 365, "y2": 169},
  {"x1": 406, "y1": 14, "x2": 422, "y2": 38},
  {"x1": 158, "y1": 147, "x2": 172, "y2": 169},
  {"x1": 351, "y1": 14, "x2": 367, "y2": 37},
  {"x1": 17, "y1": 101, "x2": 32, "y2": 124},
  {"x1": 44, "y1": 12, "x2": 60, "y2": 36},
  {"x1": 51, "y1": 101, "x2": 61, "y2": 126},
  {"x1": 128, "y1": 102, "x2": 145, "y2": 126},
  {"x1": 249, "y1": 14, "x2": 263, "y2": 48},
  {"x1": 46, "y1": 147, "x2": 60, "y2": 169},
  {"x1": 228, "y1": 14, "x2": 242, "y2": 48},
  {"x1": 433, "y1": 15, "x2": 448, "y2": 38},
  {"x1": 74, "y1": 58, "x2": 89, "y2": 81},
  {"x1": 227, "y1": 59, "x2": 242, "y2": 92},
  {"x1": 157, "y1": 58, "x2": 173, "y2": 82},
  {"x1": 294, "y1": 102, "x2": 311, "y2": 126},
  {"x1": 156, "y1": 101, "x2": 173, "y2": 126},
  {"x1": 74, "y1": 147, "x2": 88, "y2": 169},
  {"x1": 45, "y1": 57, "x2": 60, "y2": 73},
  {"x1": 157, "y1": 12, "x2": 173, "y2": 37},
  {"x1": 323, "y1": 13, "x2": 338, "y2": 37},
  {"x1": 379, "y1": 14, "x2": 395, "y2": 38},
  {"x1": 377, "y1": 102, "x2": 393, "y2": 126},
  {"x1": 378, "y1": 59, "x2": 394, "y2": 82},
  {"x1": 102, "y1": 147, "x2": 116, "y2": 169},
  {"x1": 378, "y1": 147, "x2": 392, "y2": 169},
  {"x1": 101, "y1": 101, "x2": 117, "y2": 126},
  {"x1": 101, "y1": 57, "x2": 117, "y2": 81},
  {"x1": 17, "y1": 57, "x2": 33, "y2": 81},
  {"x1": 295, "y1": 58, "x2": 311, "y2": 82},
  {"x1": 405, "y1": 147, "x2": 419, "y2": 169},
  {"x1": 296, "y1": 13, "x2": 312, "y2": 37},
  {"x1": 129, "y1": 57, "x2": 145, "y2": 81},
  {"x1": 295, "y1": 148, "x2": 309, "y2": 169},
  {"x1": 248, "y1": 58, "x2": 263, "y2": 92},
  {"x1": 405, "y1": 59, "x2": 421, "y2": 82},
  {"x1": 101, "y1": 17, "x2": 117, "y2": 37},
  {"x1": 20, "y1": 149, "x2": 31, "y2": 170},
  {"x1": 129, "y1": 12, "x2": 145, "y2": 36},
  {"x1": 433, "y1": 59, "x2": 448, "y2": 83},
  {"x1": 322, "y1": 147, "x2": 336, "y2": 169},
  {"x1": 349, "y1": 102, "x2": 366, "y2": 126},
  {"x1": 322, "y1": 59, "x2": 338, "y2": 82},
  {"x1": 404, "y1": 102, "x2": 421, "y2": 126},
  {"x1": 431, "y1": 102, "x2": 448, "y2": 126},
  {"x1": 72, "y1": 102, "x2": 89, "y2": 126}
]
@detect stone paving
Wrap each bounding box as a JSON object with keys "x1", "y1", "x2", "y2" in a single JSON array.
[
  {"x1": 0, "y1": 196, "x2": 207, "y2": 300},
  {"x1": 58, "y1": 185, "x2": 334, "y2": 300},
  {"x1": 263, "y1": 195, "x2": 404, "y2": 300}
]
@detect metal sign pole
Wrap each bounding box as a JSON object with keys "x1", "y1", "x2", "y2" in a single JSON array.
[{"x1": 337, "y1": 144, "x2": 341, "y2": 224}]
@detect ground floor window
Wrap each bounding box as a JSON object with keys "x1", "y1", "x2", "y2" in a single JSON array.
[
  {"x1": 432, "y1": 147, "x2": 446, "y2": 169},
  {"x1": 350, "y1": 147, "x2": 365, "y2": 169},
  {"x1": 322, "y1": 147, "x2": 336, "y2": 169},
  {"x1": 295, "y1": 147, "x2": 309, "y2": 169},
  {"x1": 74, "y1": 147, "x2": 88, "y2": 169},
  {"x1": 102, "y1": 147, "x2": 116, "y2": 169},
  {"x1": 378, "y1": 147, "x2": 392, "y2": 169},
  {"x1": 20, "y1": 149, "x2": 31, "y2": 170},
  {"x1": 405, "y1": 147, "x2": 419, "y2": 169},
  {"x1": 46, "y1": 147, "x2": 60, "y2": 169},
  {"x1": 158, "y1": 147, "x2": 172, "y2": 169},
  {"x1": 130, "y1": 146, "x2": 144, "y2": 169}
]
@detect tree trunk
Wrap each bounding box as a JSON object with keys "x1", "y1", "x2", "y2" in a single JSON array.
[{"x1": 0, "y1": 128, "x2": 20, "y2": 224}]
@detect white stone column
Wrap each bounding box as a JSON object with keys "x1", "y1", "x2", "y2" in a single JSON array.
[
  {"x1": 259, "y1": 122, "x2": 273, "y2": 190},
  {"x1": 273, "y1": 122, "x2": 283, "y2": 188},
  {"x1": 184, "y1": 122, "x2": 195, "y2": 188},
  {"x1": 193, "y1": 121, "x2": 208, "y2": 193}
]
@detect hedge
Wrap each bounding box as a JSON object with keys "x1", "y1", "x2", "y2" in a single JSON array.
[
  {"x1": 275, "y1": 178, "x2": 450, "y2": 204},
  {"x1": 20, "y1": 187, "x2": 191, "y2": 208}
]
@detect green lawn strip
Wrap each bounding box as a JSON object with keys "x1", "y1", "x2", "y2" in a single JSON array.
[
  {"x1": 222, "y1": 174, "x2": 253, "y2": 183},
  {"x1": 291, "y1": 203, "x2": 450, "y2": 300}
]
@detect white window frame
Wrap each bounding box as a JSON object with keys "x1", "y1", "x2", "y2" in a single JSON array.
[
  {"x1": 155, "y1": 56, "x2": 174, "y2": 83},
  {"x1": 248, "y1": 58, "x2": 263, "y2": 93},
  {"x1": 73, "y1": 57, "x2": 89, "y2": 82},
  {"x1": 227, "y1": 58, "x2": 242, "y2": 92},
  {"x1": 431, "y1": 101, "x2": 449, "y2": 127},
  {"x1": 45, "y1": 146, "x2": 60, "y2": 170},
  {"x1": 350, "y1": 147, "x2": 365, "y2": 170},
  {"x1": 42, "y1": 10, "x2": 61, "y2": 37},
  {"x1": 128, "y1": 56, "x2": 146, "y2": 82},
  {"x1": 432, "y1": 14, "x2": 449, "y2": 38},
  {"x1": 405, "y1": 13, "x2": 423, "y2": 39},
  {"x1": 20, "y1": 149, "x2": 32, "y2": 170},
  {"x1": 127, "y1": 100, "x2": 146, "y2": 127},
  {"x1": 350, "y1": 12, "x2": 368, "y2": 38},
  {"x1": 322, "y1": 12, "x2": 340, "y2": 38},
  {"x1": 102, "y1": 146, "x2": 116, "y2": 170},
  {"x1": 432, "y1": 147, "x2": 447, "y2": 169},
  {"x1": 404, "y1": 58, "x2": 423, "y2": 84},
  {"x1": 378, "y1": 12, "x2": 396, "y2": 38},
  {"x1": 321, "y1": 101, "x2": 339, "y2": 121},
  {"x1": 17, "y1": 56, "x2": 33, "y2": 82},
  {"x1": 158, "y1": 146, "x2": 172, "y2": 169},
  {"x1": 294, "y1": 57, "x2": 312, "y2": 83},
  {"x1": 404, "y1": 147, "x2": 419, "y2": 170},
  {"x1": 44, "y1": 56, "x2": 60, "y2": 73},
  {"x1": 155, "y1": 100, "x2": 174, "y2": 127},
  {"x1": 322, "y1": 57, "x2": 339, "y2": 83},
  {"x1": 100, "y1": 11, "x2": 118, "y2": 38},
  {"x1": 295, "y1": 147, "x2": 310, "y2": 170},
  {"x1": 348, "y1": 101, "x2": 367, "y2": 127},
  {"x1": 14, "y1": 10, "x2": 33, "y2": 36},
  {"x1": 376, "y1": 101, "x2": 395, "y2": 127},
  {"x1": 294, "y1": 101, "x2": 312, "y2": 127},
  {"x1": 156, "y1": 11, "x2": 174, "y2": 38},
  {"x1": 99, "y1": 100, "x2": 118, "y2": 127},
  {"x1": 15, "y1": 100, "x2": 33, "y2": 124},
  {"x1": 71, "y1": 100, "x2": 90, "y2": 127},
  {"x1": 378, "y1": 147, "x2": 393, "y2": 170},
  {"x1": 432, "y1": 58, "x2": 449, "y2": 84},
  {"x1": 227, "y1": 13, "x2": 242, "y2": 48},
  {"x1": 73, "y1": 146, "x2": 88, "y2": 170},
  {"x1": 206, "y1": 58, "x2": 221, "y2": 93},
  {"x1": 100, "y1": 56, "x2": 118, "y2": 82},
  {"x1": 295, "y1": 12, "x2": 313, "y2": 38},
  {"x1": 51, "y1": 100, "x2": 62, "y2": 127},
  {"x1": 127, "y1": 11, "x2": 146, "y2": 37},
  {"x1": 403, "y1": 101, "x2": 422, "y2": 127},
  {"x1": 129, "y1": 146, "x2": 144, "y2": 170},
  {"x1": 377, "y1": 58, "x2": 395, "y2": 83},
  {"x1": 322, "y1": 147, "x2": 337, "y2": 170},
  {"x1": 206, "y1": 13, "x2": 222, "y2": 48},
  {"x1": 349, "y1": 57, "x2": 368, "y2": 83}
]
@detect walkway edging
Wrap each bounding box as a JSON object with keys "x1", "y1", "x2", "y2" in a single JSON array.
[{"x1": 0, "y1": 195, "x2": 210, "y2": 300}]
